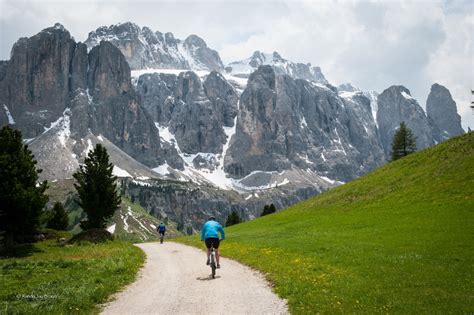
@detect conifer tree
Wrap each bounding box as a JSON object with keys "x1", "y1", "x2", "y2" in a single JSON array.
[
  {"x1": 261, "y1": 204, "x2": 277, "y2": 216},
  {"x1": 46, "y1": 202, "x2": 69, "y2": 231},
  {"x1": 269, "y1": 204, "x2": 276, "y2": 213},
  {"x1": 391, "y1": 122, "x2": 417, "y2": 161},
  {"x1": 0, "y1": 126, "x2": 48, "y2": 247},
  {"x1": 73, "y1": 144, "x2": 121, "y2": 230},
  {"x1": 225, "y1": 211, "x2": 242, "y2": 227}
]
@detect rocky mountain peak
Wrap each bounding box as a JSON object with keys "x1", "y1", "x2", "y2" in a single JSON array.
[
  {"x1": 53, "y1": 23, "x2": 66, "y2": 31},
  {"x1": 426, "y1": 83, "x2": 464, "y2": 142},
  {"x1": 85, "y1": 22, "x2": 223, "y2": 71},
  {"x1": 40, "y1": 22, "x2": 70, "y2": 35},
  {"x1": 377, "y1": 85, "x2": 433, "y2": 157},
  {"x1": 338, "y1": 83, "x2": 360, "y2": 93},
  {"x1": 184, "y1": 34, "x2": 207, "y2": 48},
  {"x1": 272, "y1": 51, "x2": 283, "y2": 60},
  {"x1": 164, "y1": 32, "x2": 177, "y2": 44},
  {"x1": 227, "y1": 51, "x2": 327, "y2": 84}
]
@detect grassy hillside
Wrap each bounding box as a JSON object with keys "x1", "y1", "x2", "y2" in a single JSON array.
[
  {"x1": 1, "y1": 240, "x2": 144, "y2": 314},
  {"x1": 178, "y1": 132, "x2": 474, "y2": 314},
  {"x1": 110, "y1": 198, "x2": 182, "y2": 242}
]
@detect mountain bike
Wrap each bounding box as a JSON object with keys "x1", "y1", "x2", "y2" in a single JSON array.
[
  {"x1": 210, "y1": 245, "x2": 217, "y2": 278},
  {"x1": 159, "y1": 232, "x2": 164, "y2": 244}
]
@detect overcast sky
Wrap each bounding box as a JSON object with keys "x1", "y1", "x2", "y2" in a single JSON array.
[{"x1": 1, "y1": 0, "x2": 473, "y2": 129}]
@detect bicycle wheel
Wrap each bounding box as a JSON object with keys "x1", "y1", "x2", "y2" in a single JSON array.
[
  {"x1": 210, "y1": 251, "x2": 216, "y2": 278},
  {"x1": 211, "y1": 263, "x2": 216, "y2": 278}
]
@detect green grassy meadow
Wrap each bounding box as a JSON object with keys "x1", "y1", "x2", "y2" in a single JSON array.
[
  {"x1": 0, "y1": 240, "x2": 144, "y2": 314},
  {"x1": 178, "y1": 132, "x2": 474, "y2": 313}
]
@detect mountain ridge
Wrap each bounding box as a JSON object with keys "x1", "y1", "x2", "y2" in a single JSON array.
[{"x1": 0, "y1": 23, "x2": 465, "y2": 232}]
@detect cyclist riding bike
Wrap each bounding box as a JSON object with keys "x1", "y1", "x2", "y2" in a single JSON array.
[
  {"x1": 201, "y1": 216, "x2": 225, "y2": 268},
  {"x1": 157, "y1": 222, "x2": 166, "y2": 239}
]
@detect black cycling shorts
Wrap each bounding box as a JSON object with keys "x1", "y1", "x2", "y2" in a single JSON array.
[{"x1": 205, "y1": 238, "x2": 220, "y2": 249}]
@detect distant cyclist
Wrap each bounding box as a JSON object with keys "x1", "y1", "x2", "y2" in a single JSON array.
[
  {"x1": 201, "y1": 216, "x2": 225, "y2": 268},
  {"x1": 157, "y1": 222, "x2": 166, "y2": 241}
]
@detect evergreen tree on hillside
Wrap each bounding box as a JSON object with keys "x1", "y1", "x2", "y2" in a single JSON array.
[
  {"x1": 225, "y1": 211, "x2": 242, "y2": 227},
  {"x1": 391, "y1": 122, "x2": 417, "y2": 161},
  {"x1": 261, "y1": 204, "x2": 277, "y2": 217},
  {"x1": 46, "y1": 202, "x2": 69, "y2": 231},
  {"x1": 0, "y1": 126, "x2": 48, "y2": 247},
  {"x1": 73, "y1": 144, "x2": 121, "y2": 230}
]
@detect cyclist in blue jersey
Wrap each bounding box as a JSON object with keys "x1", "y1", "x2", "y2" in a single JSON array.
[
  {"x1": 201, "y1": 216, "x2": 225, "y2": 268},
  {"x1": 157, "y1": 222, "x2": 166, "y2": 237}
]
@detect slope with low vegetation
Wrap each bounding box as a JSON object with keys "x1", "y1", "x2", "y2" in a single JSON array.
[
  {"x1": 1, "y1": 240, "x2": 144, "y2": 314},
  {"x1": 110, "y1": 198, "x2": 182, "y2": 242},
  {"x1": 178, "y1": 132, "x2": 474, "y2": 313}
]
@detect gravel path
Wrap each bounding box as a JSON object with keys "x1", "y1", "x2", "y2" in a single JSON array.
[{"x1": 101, "y1": 242, "x2": 288, "y2": 315}]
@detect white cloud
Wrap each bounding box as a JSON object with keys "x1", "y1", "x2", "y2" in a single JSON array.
[{"x1": 0, "y1": 0, "x2": 472, "y2": 129}]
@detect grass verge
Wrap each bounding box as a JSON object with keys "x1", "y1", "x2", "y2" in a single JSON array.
[{"x1": 1, "y1": 240, "x2": 144, "y2": 314}]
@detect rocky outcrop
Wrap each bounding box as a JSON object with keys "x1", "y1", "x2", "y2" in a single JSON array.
[
  {"x1": 121, "y1": 177, "x2": 322, "y2": 233},
  {"x1": 85, "y1": 41, "x2": 168, "y2": 167},
  {"x1": 226, "y1": 51, "x2": 327, "y2": 84},
  {"x1": 0, "y1": 24, "x2": 183, "y2": 170},
  {"x1": 224, "y1": 66, "x2": 385, "y2": 182},
  {"x1": 338, "y1": 83, "x2": 379, "y2": 123},
  {"x1": 182, "y1": 35, "x2": 223, "y2": 72},
  {"x1": 426, "y1": 83, "x2": 464, "y2": 143},
  {"x1": 377, "y1": 86, "x2": 434, "y2": 157},
  {"x1": 136, "y1": 73, "x2": 177, "y2": 125},
  {"x1": 85, "y1": 22, "x2": 224, "y2": 71},
  {"x1": 0, "y1": 23, "x2": 77, "y2": 138},
  {"x1": 137, "y1": 71, "x2": 238, "y2": 154}
]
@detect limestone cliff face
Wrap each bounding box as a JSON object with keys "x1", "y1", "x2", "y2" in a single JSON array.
[
  {"x1": 377, "y1": 86, "x2": 434, "y2": 157},
  {"x1": 0, "y1": 24, "x2": 182, "y2": 169},
  {"x1": 0, "y1": 24, "x2": 77, "y2": 137},
  {"x1": 137, "y1": 71, "x2": 239, "y2": 154},
  {"x1": 224, "y1": 65, "x2": 385, "y2": 182},
  {"x1": 426, "y1": 83, "x2": 464, "y2": 143},
  {"x1": 85, "y1": 41, "x2": 166, "y2": 167}
]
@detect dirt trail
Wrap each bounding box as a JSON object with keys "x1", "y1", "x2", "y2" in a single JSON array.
[{"x1": 101, "y1": 242, "x2": 288, "y2": 314}]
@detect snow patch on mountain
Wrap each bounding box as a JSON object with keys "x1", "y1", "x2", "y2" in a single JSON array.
[
  {"x1": 401, "y1": 91, "x2": 415, "y2": 101},
  {"x1": 56, "y1": 108, "x2": 71, "y2": 147},
  {"x1": 226, "y1": 51, "x2": 327, "y2": 84},
  {"x1": 85, "y1": 22, "x2": 223, "y2": 71},
  {"x1": 153, "y1": 162, "x2": 171, "y2": 176},
  {"x1": 113, "y1": 165, "x2": 133, "y2": 178},
  {"x1": 106, "y1": 223, "x2": 116, "y2": 234},
  {"x1": 84, "y1": 139, "x2": 94, "y2": 156},
  {"x1": 3, "y1": 104, "x2": 15, "y2": 124}
]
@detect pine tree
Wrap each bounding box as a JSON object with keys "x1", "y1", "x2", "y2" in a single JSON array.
[
  {"x1": 73, "y1": 144, "x2": 121, "y2": 230},
  {"x1": 261, "y1": 204, "x2": 277, "y2": 216},
  {"x1": 0, "y1": 126, "x2": 48, "y2": 247},
  {"x1": 391, "y1": 122, "x2": 417, "y2": 161},
  {"x1": 46, "y1": 202, "x2": 69, "y2": 231},
  {"x1": 225, "y1": 211, "x2": 242, "y2": 227},
  {"x1": 269, "y1": 204, "x2": 276, "y2": 213}
]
